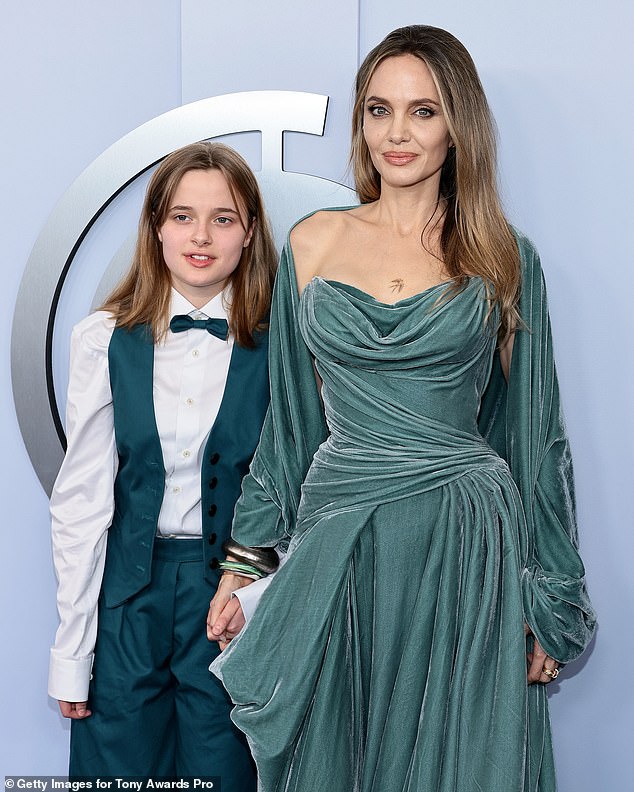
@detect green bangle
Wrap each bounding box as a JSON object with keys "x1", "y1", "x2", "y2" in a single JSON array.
[{"x1": 218, "y1": 560, "x2": 265, "y2": 579}]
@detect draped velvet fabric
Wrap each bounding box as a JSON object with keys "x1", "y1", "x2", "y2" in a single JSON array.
[{"x1": 211, "y1": 214, "x2": 596, "y2": 792}]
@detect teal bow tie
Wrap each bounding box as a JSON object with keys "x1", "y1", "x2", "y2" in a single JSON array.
[{"x1": 169, "y1": 315, "x2": 229, "y2": 341}]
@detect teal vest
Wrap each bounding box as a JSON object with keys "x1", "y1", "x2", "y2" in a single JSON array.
[{"x1": 101, "y1": 324, "x2": 269, "y2": 608}]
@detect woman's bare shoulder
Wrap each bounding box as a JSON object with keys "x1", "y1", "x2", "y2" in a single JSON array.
[
  {"x1": 290, "y1": 208, "x2": 360, "y2": 289},
  {"x1": 290, "y1": 208, "x2": 351, "y2": 249}
]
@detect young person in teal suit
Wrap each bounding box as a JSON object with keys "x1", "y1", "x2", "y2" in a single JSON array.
[{"x1": 48, "y1": 142, "x2": 276, "y2": 786}]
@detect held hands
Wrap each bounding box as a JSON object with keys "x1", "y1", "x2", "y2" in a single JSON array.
[
  {"x1": 58, "y1": 700, "x2": 91, "y2": 719},
  {"x1": 207, "y1": 572, "x2": 251, "y2": 650},
  {"x1": 525, "y1": 623, "x2": 560, "y2": 684}
]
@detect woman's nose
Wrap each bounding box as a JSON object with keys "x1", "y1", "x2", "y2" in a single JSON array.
[{"x1": 388, "y1": 114, "x2": 411, "y2": 144}]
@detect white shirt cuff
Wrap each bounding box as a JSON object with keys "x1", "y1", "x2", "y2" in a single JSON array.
[
  {"x1": 48, "y1": 649, "x2": 93, "y2": 702},
  {"x1": 232, "y1": 551, "x2": 287, "y2": 623},
  {"x1": 232, "y1": 576, "x2": 274, "y2": 623}
]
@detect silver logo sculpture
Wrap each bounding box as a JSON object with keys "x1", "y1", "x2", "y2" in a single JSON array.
[{"x1": 11, "y1": 91, "x2": 356, "y2": 494}]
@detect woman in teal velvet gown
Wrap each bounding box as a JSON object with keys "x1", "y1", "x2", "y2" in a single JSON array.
[{"x1": 208, "y1": 25, "x2": 596, "y2": 791}]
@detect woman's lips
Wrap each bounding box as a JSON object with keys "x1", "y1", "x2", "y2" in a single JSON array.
[{"x1": 382, "y1": 152, "x2": 418, "y2": 165}]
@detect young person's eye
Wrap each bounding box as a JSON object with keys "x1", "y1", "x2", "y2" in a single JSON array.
[
  {"x1": 215, "y1": 216, "x2": 233, "y2": 225},
  {"x1": 173, "y1": 214, "x2": 190, "y2": 222},
  {"x1": 414, "y1": 107, "x2": 435, "y2": 118}
]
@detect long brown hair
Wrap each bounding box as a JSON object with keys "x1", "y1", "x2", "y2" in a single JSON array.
[
  {"x1": 101, "y1": 142, "x2": 277, "y2": 347},
  {"x1": 351, "y1": 25, "x2": 520, "y2": 340}
]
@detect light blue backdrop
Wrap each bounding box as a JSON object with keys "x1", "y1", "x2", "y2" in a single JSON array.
[{"x1": 2, "y1": 1, "x2": 632, "y2": 788}]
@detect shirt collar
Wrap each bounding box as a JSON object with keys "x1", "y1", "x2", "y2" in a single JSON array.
[{"x1": 169, "y1": 287, "x2": 230, "y2": 320}]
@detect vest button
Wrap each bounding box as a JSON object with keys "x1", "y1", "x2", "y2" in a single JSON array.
[
  {"x1": 208, "y1": 504, "x2": 217, "y2": 517},
  {"x1": 209, "y1": 477, "x2": 218, "y2": 489},
  {"x1": 210, "y1": 453, "x2": 220, "y2": 465},
  {"x1": 209, "y1": 557, "x2": 219, "y2": 570},
  {"x1": 208, "y1": 532, "x2": 217, "y2": 545}
]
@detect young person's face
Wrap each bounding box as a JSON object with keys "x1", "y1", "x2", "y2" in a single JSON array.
[
  {"x1": 362, "y1": 54, "x2": 452, "y2": 196},
  {"x1": 157, "y1": 168, "x2": 254, "y2": 308}
]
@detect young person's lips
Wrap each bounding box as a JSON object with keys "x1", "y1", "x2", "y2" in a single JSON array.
[
  {"x1": 382, "y1": 152, "x2": 418, "y2": 165},
  {"x1": 185, "y1": 253, "x2": 215, "y2": 267}
]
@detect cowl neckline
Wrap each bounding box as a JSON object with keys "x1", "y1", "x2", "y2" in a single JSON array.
[
  {"x1": 314, "y1": 275, "x2": 457, "y2": 308},
  {"x1": 300, "y1": 274, "x2": 492, "y2": 366}
]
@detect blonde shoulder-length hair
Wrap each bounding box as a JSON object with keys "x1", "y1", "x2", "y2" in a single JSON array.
[
  {"x1": 101, "y1": 141, "x2": 277, "y2": 347},
  {"x1": 351, "y1": 25, "x2": 520, "y2": 341}
]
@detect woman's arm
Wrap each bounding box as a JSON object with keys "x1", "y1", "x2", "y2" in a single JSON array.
[
  {"x1": 479, "y1": 234, "x2": 596, "y2": 665},
  {"x1": 48, "y1": 313, "x2": 117, "y2": 713},
  {"x1": 226, "y1": 223, "x2": 329, "y2": 550},
  {"x1": 491, "y1": 311, "x2": 561, "y2": 682},
  {"x1": 208, "y1": 221, "x2": 331, "y2": 652}
]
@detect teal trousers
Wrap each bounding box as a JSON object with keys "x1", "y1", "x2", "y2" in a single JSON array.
[{"x1": 70, "y1": 538, "x2": 255, "y2": 789}]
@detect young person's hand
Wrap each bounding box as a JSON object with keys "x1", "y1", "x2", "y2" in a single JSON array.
[
  {"x1": 207, "y1": 572, "x2": 252, "y2": 648},
  {"x1": 211, "y1": 598, "x2": 247, "y2": 650},
  {"x1": 58, "y1": 700, "x2": 91, "y2": 719}
]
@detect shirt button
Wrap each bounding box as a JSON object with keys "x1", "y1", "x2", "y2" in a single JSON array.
[
  {"x1": 182, "y1": 449, "x2": 191, "y2": 458},
  {"x1": 192, "y1": 349, "x2": 200, "y2": 358},
  {"x1": 185, "y1": 398, "x2": 194, "y2": 406},
  {"x1": 172, "y1": 486, "x2": 182, "y2": 494}
]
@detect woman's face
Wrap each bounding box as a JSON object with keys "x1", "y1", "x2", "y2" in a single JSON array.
[
  {"x1": 362, "y1": 54, "x2": 452, "y2": 195},
  {"x1": 157, "y1": 168, "x2": 253, "y2": 308}
]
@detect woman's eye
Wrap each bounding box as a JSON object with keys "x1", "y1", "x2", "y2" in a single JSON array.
[
  {"x1": 215, "y1": 216, "x2": 232, "y2": 225},
  {"x1": 174, "y1": 214, "x2": 190, "y2": 222},
  {"x1": 415, "y1": 107, "x2": 434, "y2": 118},
  {"x1": 368, "y1": 105, "x2": 388, "y2": 117}
]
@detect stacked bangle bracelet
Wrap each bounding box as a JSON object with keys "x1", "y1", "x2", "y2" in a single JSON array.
[
  {"x1": 218, "y1": 560, "x2": 265, "y2": 579},
  {"x1": 221, "y1": 538, "x2": 279, "y2": 575}
]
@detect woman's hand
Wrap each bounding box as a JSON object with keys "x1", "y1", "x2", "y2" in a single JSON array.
[
  {"x1": 525, "y1": 623, "x2": 560, "y2": 684},
  {"x1": 207, "y1": 572, "x2": 252, "y2": 650},
  {"x1": 58, "y1": 700, "x2": 91, "y2": 719}
]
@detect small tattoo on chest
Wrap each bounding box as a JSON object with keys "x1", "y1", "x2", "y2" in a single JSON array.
[{"x1": 390, "y1": 278, "x2": 405, "y2": 293}]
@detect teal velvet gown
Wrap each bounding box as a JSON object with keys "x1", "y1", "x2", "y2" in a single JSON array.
[{"x1": 211, "y1": 214, "x2": 596, "y2": 792}]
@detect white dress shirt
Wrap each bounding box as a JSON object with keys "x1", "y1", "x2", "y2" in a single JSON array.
[{"x1": 49, "y1": 288, "x2": 233, "y2": 702}]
